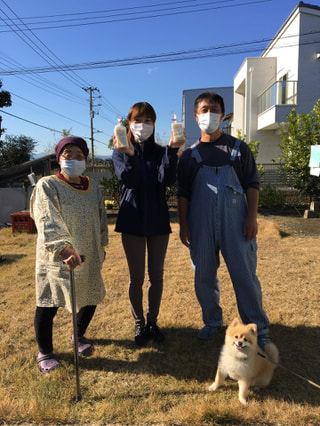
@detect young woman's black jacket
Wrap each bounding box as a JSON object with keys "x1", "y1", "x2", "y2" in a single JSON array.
[{"x1": 112, "y1": 140, "x2": 179, "y2": 236}]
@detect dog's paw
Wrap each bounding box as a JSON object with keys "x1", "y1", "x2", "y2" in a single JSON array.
[
  {"x1": 208, "y1": 383, "x2": 218, "y2": 392},
  {"x1": 239, "y1": 397, "x2": 248, "y2": 405}
]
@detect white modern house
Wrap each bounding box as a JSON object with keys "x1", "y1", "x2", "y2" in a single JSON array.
[{"x1": 183, "y1": 2, "x2": 320, "y2": 167}]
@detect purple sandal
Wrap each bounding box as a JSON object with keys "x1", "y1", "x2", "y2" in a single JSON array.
[
  {"x1": 70, "y1": 336, "x2": 93, "y2": 357},
  {"x1": 36, "y1": 353, "x2": 60, "y2": 374}
]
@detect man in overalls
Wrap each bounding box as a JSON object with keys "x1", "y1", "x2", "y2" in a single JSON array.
[{"x1": 177, "y1": 92, "x2": 272, "y2": 350}]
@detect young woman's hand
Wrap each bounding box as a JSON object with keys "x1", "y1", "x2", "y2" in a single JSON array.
[
  {"x1": 168, "y1": 129, "x2": 186, "y2": 149},
  {"x1": 113, "y1": 135, "x2": 135, "y2": 156}
]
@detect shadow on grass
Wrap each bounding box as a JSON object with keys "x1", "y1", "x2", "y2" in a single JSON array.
[
  {"x1": 0, "y1": 253, "x2": 26, "y2": 264},
  {"x1": 60, "y1": 324, "x2": 320, "y2": 407},
  {"x1": 269, "y1": 323, "x2": 320, "y2": 405}
]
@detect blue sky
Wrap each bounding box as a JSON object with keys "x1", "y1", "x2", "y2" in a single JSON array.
[{"x1": 1, "y1": 0, "x2": 319, "y2": 157}]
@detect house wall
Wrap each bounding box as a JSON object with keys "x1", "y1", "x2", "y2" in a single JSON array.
[
  {"x1": 262, "y1": 7, "x2": 300, "y2": 81},
  {"x1": 296, "y1": 8, "x2": 320, "y2": 112},
  {"x1": 0, "y1": 187, "x2": 33, "y2": 225},
  {"x1": 233, "y1": 4, "x2": 320, "y2": 164},
  {"x1": 181, "y1": 5, "x2": 320, "y2": 166},
  {"x1": 233, "y1": 57, "x2": 276, "y2": 142},
  {"x1": 182, "y1": 87, "x2": 233, "y2": 147}
]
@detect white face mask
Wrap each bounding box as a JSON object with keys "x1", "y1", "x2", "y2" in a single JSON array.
[
  {"x1": 197, "y1": 112, "x2": 221, "y2": 134},
  {"x1": 61, "y1": 159, "x2": 86, "y2": 178},
  {"x1": 130, "y1": 123, "x2": 154, "y2": 142}
]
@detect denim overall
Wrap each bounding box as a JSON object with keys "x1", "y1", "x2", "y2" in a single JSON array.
[{"x1": 188, "y1": 140, "x2": 269, "y2": 334}]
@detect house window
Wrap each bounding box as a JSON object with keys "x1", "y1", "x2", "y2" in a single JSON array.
[{"x1": 278, "y1": 73, "x2": 288, "y2": 104}]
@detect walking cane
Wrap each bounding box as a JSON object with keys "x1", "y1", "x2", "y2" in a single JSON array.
[{"x1": 70, "y1": 255, "x2": 85, "y2": 402}]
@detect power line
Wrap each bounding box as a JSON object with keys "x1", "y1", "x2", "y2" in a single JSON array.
[
  {"x1": 1, "y1": 29, "x2": 317, "y2": 139},
  {"x1": 0, "y1": 0, "x2": 272, "y2": 32},
  {"x1": 0, "y1": 109, "x2": 62, "y2": 133},
  {"x1": 11, "y1": 92, "x2": 90, "y2": 128},
  {"x1": 0, "y1": 0, "x2": 203, "y2": 21},
  {"x1": 0, "y1": 53, "x2": 87, "y2": 105},
  {"x1": 0, "y1": 52, "x2": 124, "y2": 135},
  {"x1": 100, "y1": 95, "x2": 124, "y2": 117},
  {"x1": 0, "y1": 109, "x2": 109, "y2": 147},
  {"x1": 0, "y1": 0, "x2": 270, "y2": 129},
  {"x1": 0, "y1": 0, "x2": 125, "y2": 127},
  {"x1": 1, "y1": 30, "x2": 319, "y2": 76},
  {"x1": 0, "y1": 1, "x2": 124, "y2": 139},
  {"x1": 0, "y1": 0, "x2": 92, "y2": 89}
]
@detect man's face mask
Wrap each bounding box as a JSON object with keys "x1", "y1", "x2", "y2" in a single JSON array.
[{"x1": 197, "y1": 112, "x2": 221, "y2": 134}]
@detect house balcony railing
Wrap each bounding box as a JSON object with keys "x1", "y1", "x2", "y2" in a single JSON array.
[{"x1": 258, "y1": 81, "x2": 297, "y2": 115}]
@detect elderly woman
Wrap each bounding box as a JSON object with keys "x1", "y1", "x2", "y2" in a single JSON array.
[{"x1": 30, "y1": 136, "x2": 108, "y2": 374}]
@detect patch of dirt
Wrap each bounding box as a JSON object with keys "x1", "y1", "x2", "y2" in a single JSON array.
[
  {"x1": 258, "y1": 213, "x2": 320, "y2": 237},
  {"x1": 116, "y1": 207, "x2": 320, "y2": 237}
]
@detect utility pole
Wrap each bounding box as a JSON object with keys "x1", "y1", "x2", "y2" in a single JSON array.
[{"x1": 82, "y1": 86, "x2": 100, "y2": 170}]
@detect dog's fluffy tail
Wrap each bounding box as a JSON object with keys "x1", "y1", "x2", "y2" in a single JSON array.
[{"x1": 264, "y1": 343, "x2": 279, "y2": 367}]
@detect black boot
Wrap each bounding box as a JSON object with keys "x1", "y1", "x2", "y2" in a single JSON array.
[
  {"x1": 146, "y1": 322, "x2": 165, "y2": 342},
  {"x1": 134, "y1": 324, "x2": 148, "y2": 346}
]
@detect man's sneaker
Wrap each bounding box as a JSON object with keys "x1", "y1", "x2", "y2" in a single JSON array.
[
  {"x1": 197, "y1": 325, "x2": 219, "y2": 341},
  {"x1": 146, "y1": 322, "x2": 165, "y2": 342},
  {"x1": 134, "y1": 324, "x2": 148, "y2": 346},
  {"x1": 257, "y1": 334, "x2": 272, "y2": 352}
]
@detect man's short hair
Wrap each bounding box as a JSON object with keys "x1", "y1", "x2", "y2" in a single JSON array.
[{"x1": 194, "y1": 92, "x2": 225, "y2": 114}]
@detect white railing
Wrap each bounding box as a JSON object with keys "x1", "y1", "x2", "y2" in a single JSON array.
[{"x1": 258, "y1": 81, "x2": 297, "y2": 115}]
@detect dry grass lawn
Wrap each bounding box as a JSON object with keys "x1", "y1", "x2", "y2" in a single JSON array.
[{"x1": 0, "y1": 213, "x2": 319, "y2": 425}]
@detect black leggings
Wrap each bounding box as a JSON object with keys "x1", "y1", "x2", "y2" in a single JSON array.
[
  {"x1": 34, "y1": 305, "x2": 96, "y2": 354},
  {"x1": 121, "y1": 233, "x2": 169, "y2": 326}
]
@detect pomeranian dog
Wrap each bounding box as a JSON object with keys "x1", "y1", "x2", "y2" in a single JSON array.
[{"x1": 208, "y1": 318, "x2": 279, "y2": 405}]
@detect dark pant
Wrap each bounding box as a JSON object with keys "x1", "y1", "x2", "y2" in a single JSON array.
[
  {"x1": 34, "y1": 305, "x2": 96, "y2": 354},
  {"x1": 121, "y1": 233, "x2": 169, "y2": 327}
]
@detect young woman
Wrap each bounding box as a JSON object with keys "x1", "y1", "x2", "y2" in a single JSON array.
[
  {"x1": 30, "y1": 136, "x2": 108, "y2": 373},
  {"x1": 112, "y1": 102, "x2": 185, "y2": 346}
]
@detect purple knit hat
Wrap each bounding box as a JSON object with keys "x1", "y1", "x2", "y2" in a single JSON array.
[{"x1": 55, "y1": 136, "x2": 89, "y2": 161}]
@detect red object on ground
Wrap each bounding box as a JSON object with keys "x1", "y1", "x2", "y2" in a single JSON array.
[{"x1": 11, "y1": 211, "x2": 36, "y2": 233}]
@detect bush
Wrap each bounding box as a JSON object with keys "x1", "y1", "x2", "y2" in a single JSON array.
[
  {"x1": 100, "y1": 162, "x2": 120, "y2": 206},
  {"x1": 259, "y1": 184, "x2": 286, "y2": 209},
  {"x1": 104, "y1": 200, "x2": 115, "y2": 209}
]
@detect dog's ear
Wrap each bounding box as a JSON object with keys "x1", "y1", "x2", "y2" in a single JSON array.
[
  {"x1": 231, "y1": 318, "x2": 241, "y2": 327},
  {"x1": 247, "y1": 324, "x2": 257, "y2": 335}
]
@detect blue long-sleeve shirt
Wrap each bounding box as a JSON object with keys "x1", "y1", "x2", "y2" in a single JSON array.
[
  {"x1": 112, "y1": 140, "x2": 179, "y2": 236},
  {"x1": 177, "y1": 134, "x2": 260, "y2": 199}
]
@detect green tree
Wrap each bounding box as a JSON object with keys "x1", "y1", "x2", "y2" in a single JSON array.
[
  {"x1": 279, "y1": 100, "x2": 320, "y2": 200},
  {"x1": 62, "y1": 128, "x2": 72, "y2": 137},
  {"x1": 100, "y1": 162, "x2": 120, "y2": 205},
  {"x1": 0, "y1": 135, "x2": 37, "y2": 169},
  {"x1": 237, "y1": 130, "x2": 265, "y2": 178},
  {"x1": 0, "y1": 80, "x2": 12, "y2": 137}
]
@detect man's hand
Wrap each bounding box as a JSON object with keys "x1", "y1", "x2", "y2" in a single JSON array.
[
  {"x1": 244, "y1": 188, "x2": 259, "y2": 241},
  {"x1": 179, "y1": 224, "x2": 191, "y2": 247},
  {"x1": 243, "y1": 216, "x2": 258, "y2": 241},
  {"x1": 178, "y1": 196, "x2": 190, "y2": 247}
]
